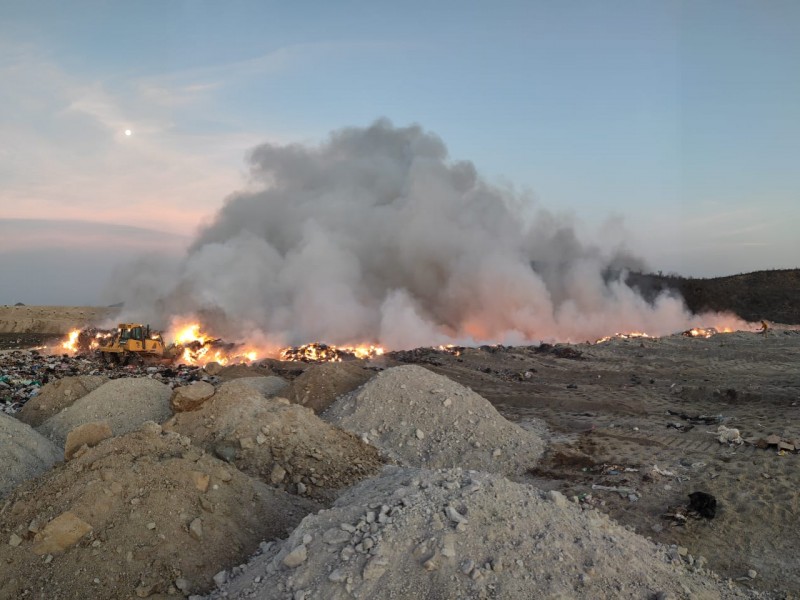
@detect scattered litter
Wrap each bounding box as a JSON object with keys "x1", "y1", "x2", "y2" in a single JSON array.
[
  {"x1": 1, "y1": 349, "x2": 214, "y2": 415},
  {"x1": 591, "y1": 484, "x2": 637, "y2": 496},
  {"x1": 667, "y1": 410, "x2": 724, "y2": 425},
  {"x1": 714, "y1": 425, "x2": 742, "y2": 445},
  {"x1": 667, "y1": 422, "x2": 694, "y2": 433},
  {"x1": 651, "y1": 465, "x2": 675, "y2": 478},
  {"x1": 743, "y1": 434, "x2": 799, "y2": 453}
]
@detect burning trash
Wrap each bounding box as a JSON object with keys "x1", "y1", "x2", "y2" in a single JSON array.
[
  {"x1": 595, "y1": 332, "x2": 652, "y2": 344},
  {"x1": 278, "y1": 343, "x2": 384, "y2": 363}
]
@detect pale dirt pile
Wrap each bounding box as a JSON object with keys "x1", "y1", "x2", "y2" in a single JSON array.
[
  {"x1": 164, "y1": 380, "x2": 384, "y2": 501},
  {"x1": 0, "y1": 305, "x2": 116, "y2": 334},
  {"x1": 208, "y1": 466, "x2": 760, "y2": 600},
  {"x1": 219, "y1": 376, "x2": 289, "y2": 398},
  {"x1": 17, "y1": 375, "x2": 108, "y2": 427},
  {"x1": 37, "y1": 378, "x2": 172, "y2": 446},
  {"x1": 0, "y1": 422, "x2": 321, "y2": 600},
  {"x1": 323, "y1": 365, "x2": 545, "y2": 476},
  {"x1": 286, "y1": 362, "x2": 375, "y2": 414},
  {"x1": 0, "y1": 412, "x2": 61, "y2": 499}
]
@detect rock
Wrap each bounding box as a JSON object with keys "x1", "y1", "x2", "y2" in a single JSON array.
[
  {"x1": 445, "y1": 505, "x2": 468, "y2": 524},
  {"x1": 213, "y1": 570, "x2": 228, "y2": 587},
  {"x1": 204, "y1": 362, "x2": 224, "y2": 376},
  {"x1": 64, "y1": 421, "x2": 112, "y2": 460},
  {"x1": 323, "y1": 528, "x2": 351, "y2": 545},
  {"x1": 190, "y1": 471, "x2": 210, "y2": 493},
  {"x1": 415, "y1": 428, "x2": 424, "y2": 440},
  {"x1": 270, "y1": 464, "x2": 287, "y2": 484},
  {"x1": 747, "y1": 569, "x2": 757, "y2": 579},
  {"x1": 214, "y1": 443, "x2": 238, "y2": 463},
  {"x1": 189, "y1": 518, "x2": 203, "y2": 541},
  {"x1": 170, "y1": 381, "x2": 215, "y2": 413},
  {"x1": 282, "y1": 544, "x2": 308, "y2": 568},
  {"x1": 8, "y1": 533, "x2": 22, "y2": 547},
  {"x1": 362, "y1": 557, "x2": 388, "y2": 580},
  {"x1": 548, "y1": 490, "x2": 569, "y2": 508},
  {"x1": 32, "y1": 511, "x2": 93, "y2": 555}
]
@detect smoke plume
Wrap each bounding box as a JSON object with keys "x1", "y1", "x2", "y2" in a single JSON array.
[{"x1": 110, "y1": 120, "x2": 737, "y2": 348}]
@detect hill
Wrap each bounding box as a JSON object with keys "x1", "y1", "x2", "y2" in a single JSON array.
[{"x1": 627, "y1": 269, "x2": 800, "y2": 324}]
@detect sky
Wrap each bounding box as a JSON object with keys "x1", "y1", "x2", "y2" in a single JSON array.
[{"x1": 1, "y1": 0, "x2": 798, "y2": 305}]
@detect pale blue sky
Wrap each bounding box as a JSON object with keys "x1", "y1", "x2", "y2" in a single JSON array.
[{"x1": 1, "y1": 0, "x2": 798, "y2": 304}]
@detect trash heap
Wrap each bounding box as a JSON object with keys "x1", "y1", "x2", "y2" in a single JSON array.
[{"x1": 0, "y1": 349, "x2": 211, "y2": 415}]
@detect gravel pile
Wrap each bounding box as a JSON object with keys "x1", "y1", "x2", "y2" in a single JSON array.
[
  {"x1": 209, "y1": 466, "x2": 758, "y2": 600},
  {"x1": 37, "y1": 377, "x2": 172, "y2": 446},
  {"x1": 165, "y1": 380, "x2": 384, "y2": 501},
  {"x1": 0, "y1": 422, "x2": 321, "y2": 599},
  {"x1": 286, "y1": 362, "x2": 375, "y2": 414},
  {"x1": 0, "y1": 412, "x2": 61, "y2": 499},
  {"x1": 323, "y1": 365, "x2": 544, "y2": 475},
  {"x1": 16, "y1": 375, "x2": 108, "y2": 427}
]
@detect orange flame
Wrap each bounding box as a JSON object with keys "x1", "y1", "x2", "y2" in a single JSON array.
[
  {"x1": 61, "y1": 329, "x2": 81, "y2": 353},
  {"x1": 595, "y1": 331, "x2": 651, "y2": 344},
  {"x1": 278, "y1": 342, "x2": 385, "y2": 362}
]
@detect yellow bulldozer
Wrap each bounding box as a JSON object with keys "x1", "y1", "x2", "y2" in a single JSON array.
[{"x1": 97, "y1": 323, "x2": 177, "y2": 365}]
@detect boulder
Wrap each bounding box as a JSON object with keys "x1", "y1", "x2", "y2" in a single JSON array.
[{"x1": 170, "y1": 381, "x2": 215, "y2": 413}]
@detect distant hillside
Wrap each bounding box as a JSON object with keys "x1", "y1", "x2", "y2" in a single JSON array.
[{"x1": 626, "y1": 269, "x2": 800, "y2": 324}]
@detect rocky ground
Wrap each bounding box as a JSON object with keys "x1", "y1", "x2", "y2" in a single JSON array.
[{"x1": 1, "y1": 315, "x2": 798, "y2": 599}]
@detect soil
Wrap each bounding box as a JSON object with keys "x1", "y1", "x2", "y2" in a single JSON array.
[
  {"x1": 285, "y1": 362, "x2": 375, "y2": 414},
  {"x1": 0, "y1": 412, "x2": 61, "y2": 497},
  {"x1": 389, "y1": 328, "x2": 800, "y2": 595},
  {"x1": 323, "y1": 365, "x2": 546, "y2": 476},
  {"x1": 211, "y1": 467, "x2": 761, "y2": 600},
  {"x1": 0, "y1": 423, "x2": 321, "y2": 600},
  {"x1": 37, "y1": 378, "x2": 173, "y2": 446},
  {"x1": 16, "y1": 375, "x2": 108, "y2": 427},
  {"x1": 0, "y1": 306, "x2": 117, "y2": 335},
  {"x1": 1, "y1": 298, "x2": 798, "y2": 599},
  {"x1": 164, "y1": 380, "x2": 385, "y2": 502}
]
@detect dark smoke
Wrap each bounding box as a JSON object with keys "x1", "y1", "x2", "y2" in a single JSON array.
[{"x1": 109, "y1": 119, "x2": 737, "y2": 348}]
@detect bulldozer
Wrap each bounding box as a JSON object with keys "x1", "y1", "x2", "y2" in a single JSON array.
[{"x1": 97, "y1": 323, "x2": 177, "y2": 365}]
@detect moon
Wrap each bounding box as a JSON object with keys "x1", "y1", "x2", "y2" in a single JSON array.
[{"x1": 124, "y1": 129, "x2": 132, "y2": 136}]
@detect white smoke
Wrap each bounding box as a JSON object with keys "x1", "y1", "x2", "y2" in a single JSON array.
[{"x1": 108, "y1": 119, "x2": 741, "y2": 348}]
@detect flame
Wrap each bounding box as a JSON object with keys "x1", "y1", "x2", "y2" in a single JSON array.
[
  {"x1": 683, "y1": 326, "x2": 734, "y2": 338},
  {"x1": 61, "y1": 329, "x2": 81, "y2": 353},
  {"x1": 595, "y1": 332, "x2": 651, "y2": 344},
  {"x1": 173, "y1": 323, "x2": 213, "y2": 346},
  {"x1": 279, "y1": 342, "x2": 385, "y2": 362},
  {"x1": 167, "y1": 321, "x2": 263, "y2": 366}
]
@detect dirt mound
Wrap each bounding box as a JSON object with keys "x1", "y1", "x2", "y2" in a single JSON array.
[
  {"x1": 0, "y1": 305, "x2": 117, "y2": 334},
  {"x1": 323, "y1": 365, "x2": 545, "y2": 475},
  {"x1": 0, "y1": 422, "x2": 321, "y2": 600},
  {"x1": 16, "y1": 376, "x2": 108, "y2": 427},
  {"x1": 218, "y1": 376, "x2": 289, "y2": 398},
  {"x1": 210, "y1": 467, "x2": 754, "y2": 600},
  {"x1": 164, "y1": 381, "x2": 384, "y2": 501},
  {"x1": 0, "y1": 412, "x2": 61, "y2": 499},
  {"x1": 37, "y1": 378, "x2": 172, "y2": 446},
  {"x1": 215, "y1": 363, "x2": 276, "y2": 381},
  {"x1": 286, "y1": 362, "x2": 375, "y2": 413}
]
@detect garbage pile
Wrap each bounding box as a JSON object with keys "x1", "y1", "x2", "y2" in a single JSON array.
[{"x1": 0, "y1": 349, "x2": 210, "y2": 415}]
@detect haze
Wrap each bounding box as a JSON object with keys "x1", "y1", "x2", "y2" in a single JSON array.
[{"x1": 1, "y1": 1, "x2": 798, "y2": 306}]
